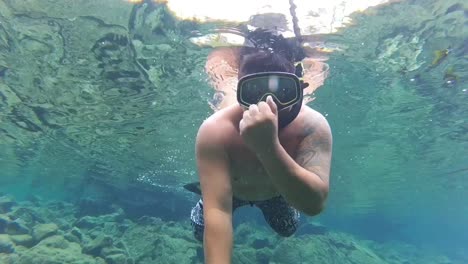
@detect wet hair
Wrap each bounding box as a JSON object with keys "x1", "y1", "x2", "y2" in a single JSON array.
[
  {"x1": 238, "y1": 50, "x2": 295, "y2": 78},
  {"x1": 236, "y1": 27, "x2": 305, "y2": 79}
]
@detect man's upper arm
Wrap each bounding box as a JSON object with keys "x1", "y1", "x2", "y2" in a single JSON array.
[
  {"x1": 196, "y1": 120, "x2": 232, "y2": 213},
  {"x1": 294, "y1": 112, "x2": 333, "y2": 185}
]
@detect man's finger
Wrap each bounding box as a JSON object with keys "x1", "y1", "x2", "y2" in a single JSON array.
[
  {"x1": 243, "y1": 109, "x2": 250, "y2": 119},
  {"x1": 257, "y1": 101, "x2": 270, "y2": 113},
  {"x1": 239, "y1": 119, "x2": 244, "y2": 132},
  {"x1": 266, "y1": 96, "x2": 278, "y2": 115},
  {"x1": 248, "y1": 104, "x2": 259, "y2": 116}
]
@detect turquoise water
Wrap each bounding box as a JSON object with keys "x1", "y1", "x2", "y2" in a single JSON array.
[{"x1": 0, "y1": 0, "x2": 467, "y2": 263}]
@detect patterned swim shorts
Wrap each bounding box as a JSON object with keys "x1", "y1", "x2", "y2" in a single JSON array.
[{"x1": 190, "y1": 196, "x2": 301, "y2": 242}]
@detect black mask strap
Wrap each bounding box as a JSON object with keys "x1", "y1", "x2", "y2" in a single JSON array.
[
  {"x1": 278, "y1": 100, "x2": 302, "y2": 129},
  {"x1": 295, "y1": 62, "x2": 309, "y2": 89}
]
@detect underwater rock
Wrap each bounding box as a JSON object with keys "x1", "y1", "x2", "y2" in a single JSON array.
[
  {"x1": 101, "y1": 246, "x2": 126, "y2": 257},
  {"x1": 117, "y1": 219, "x2": 132, "y2": 233},
  {"x1": 296, "y1": 221, "x2": 328, "y2": 236},
  {"x1": 232, "y1": 247, "x2": 263, "y2": 264},
  {"x1": 0, "y1": 195, "x2": 16, "y2": 213},
  {"x1": 36, "y1": 235, "x2": 69, "y2": 249},
  {"x1": 75, "y1": 216, "x2": 125, "y2": 250},
  {"x1": 0, "y1": 234, "x2": 15, "y2": 253},
  {"x1": 83, "y1": 234, "x2": 113, "y2": 257},
  {"x1": 78, "y1": 197, "x2": 116, "y2": 216},
  {"x1": 71, "y1": 227, "x2": 84, "y2": 240},
  {"x1": 256, "y1": 248, "x2": 272, "y2": 264},
  {"x1": 115, "y1": 241, "x2": 130, "y2": 257},
  {"x1": 105, "y1": 253, "x2": 128, "y2": 264},
  {"x1": 64, "y1": 232, "x2": 81, "y2": 244},
  {"x1": 65, "y1": 227, "x2": 85, "y2": 244},
  {"x1": 367, "y1": 240, "x2": 458, "y2": 264},
  {"x1": 8, "y1": 207, "x2": 43, "y2": 227},
  {"x1": 230, "y1": 223, "x2": 279, "y2": 263},
  {"x1": 156, "y1": 43, "x2": 174, "y2": 52},
  {"x1": 16, "y1": 235, "x2": 105, "y2": 264},
  {"x1": 120, "y1": 220, "x2": 200, "y2": 264},
  {"x1": 271, "y1": 232, "x2": 385, "y2": 264},
  {"x1": 234, "y1": 223, "x2": 276, "y2": 249},
  {"x1": 0, "y1": 214, "x2": 9, "y2": 233},
  {"x1": 32, "y1": 223, "x2": 59, "y2": 242},
  {"x1": 233, "y1": 246, "x2": 275, "y2": 264},
  {"x1": 149, "y1": 234, "x2": 199, "y2": 264},
  {"x1": 54, "y1": 218, "x2": 72, "y2": 231},
  {"x1": 0, "y1": 214, "x2": 30, "y2": 235},
  {"x1": 136, "y1": 215, "x2": 165, "y2": 226},
  {"x1": 75, "y1": 216, "x2": 100, "y2": 229},
  {"x1": 6, "y1": 219, "x2": 30, "y2": 235},
  {"x1": 10, "y1": 234, "x2": 34, "y2": 248},
  {"x1": 26, "y1": 195, "x2": 43, "y2": 206},
  {"x1": 75, "y1": 210, "x2": 125, "y2": 230},
  {"x1": 251, "y1": 238, "x2": 270, "y2": 249}
]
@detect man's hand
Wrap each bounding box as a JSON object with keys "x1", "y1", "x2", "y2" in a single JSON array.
[{"x1": 239, "y1": 96, "x2": 279, "y2": 153}]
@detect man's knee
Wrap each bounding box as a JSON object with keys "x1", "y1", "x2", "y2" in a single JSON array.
[
  {"x1": 191, "y1": 220, "x2": 204, "y2": 242},
  {"x1": 270, "y1": 217, "x2": 300, "y2": 237},
  {"x1": 257, "y1": 197, "x2": 301, "y2": 237},
  {"x1": 190, "y1": 200, "x2": 204, "y2": 242}
]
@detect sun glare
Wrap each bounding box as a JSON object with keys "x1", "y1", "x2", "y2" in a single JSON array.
[{"x1": 164, "y1": 0, "x2": 394, "y2": 34}]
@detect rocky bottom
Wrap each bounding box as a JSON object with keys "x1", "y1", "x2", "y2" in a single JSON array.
[{"x1": 0, "y1": 195, "x2": 464, "y2": 264}]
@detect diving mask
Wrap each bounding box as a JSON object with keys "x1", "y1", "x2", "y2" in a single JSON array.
[{"x1": 237, "y1": 72, "x2": 303, "y2": 110}]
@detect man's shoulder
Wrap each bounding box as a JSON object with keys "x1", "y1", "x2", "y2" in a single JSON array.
[
  {"x1": 197, "y1": 108, "x2": 237, "y2": 145},
  {"x1": 301, "y1": 105, "x2": 328, "y2": 124},
  {"x1": 300, "y1": 106, "x2": 332, "y2": 138}
]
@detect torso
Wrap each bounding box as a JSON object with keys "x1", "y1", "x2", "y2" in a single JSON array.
[{"x1": 216, "y1": 104, "x2": 309, "y2": 201}]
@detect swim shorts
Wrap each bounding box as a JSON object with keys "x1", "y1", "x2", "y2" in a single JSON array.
[{"x1": 190, "y1": 196, "x2": 300, "y2": 242}]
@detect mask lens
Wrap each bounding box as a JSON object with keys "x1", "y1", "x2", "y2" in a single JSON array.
[
  {"x1": 275, "y1": 77, "x2": 298, "y2": 103},
  {"x1": 238, "y1": 73, "x2": 300, "y2": 107},
  {"x1": 243, "y1": 78, "x2": 268, "y2": 104}
]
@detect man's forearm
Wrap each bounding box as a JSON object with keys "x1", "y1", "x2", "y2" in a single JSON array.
[
  {"x1": 256, "y1": 142, "x2": 327, "y2": 216},
  {"x1": 204, "y1": 209, "x2": 233, "y2": 264}
]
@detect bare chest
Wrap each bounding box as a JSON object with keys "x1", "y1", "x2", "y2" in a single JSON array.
[{"x1": 228, "y1": 135, "x2": 299, "y2": 201}]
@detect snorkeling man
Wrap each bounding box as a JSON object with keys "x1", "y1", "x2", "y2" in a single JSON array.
[{"x1": 190, "y1": 32, "x2": 333, "y2": 263}]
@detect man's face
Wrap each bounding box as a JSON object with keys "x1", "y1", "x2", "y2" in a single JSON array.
[
  {"x1": 240, "y1": 98, "x2": 301, "y2": 129},
  {"x1": 237, "y1": 69, "x2": 303, "y2": 128}
]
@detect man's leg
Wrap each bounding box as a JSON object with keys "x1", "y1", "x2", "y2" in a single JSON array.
[
  {"x1": 256, "y1": 196, "x2": 301, "y2": 237},
  {"x1": 190, "y1": 197, "x2": 250, "y2": 242}
]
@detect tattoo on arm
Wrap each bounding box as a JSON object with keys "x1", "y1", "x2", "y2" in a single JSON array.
[{"x1": 295, "y1": 124, "x2": 331, "y2": 182}]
